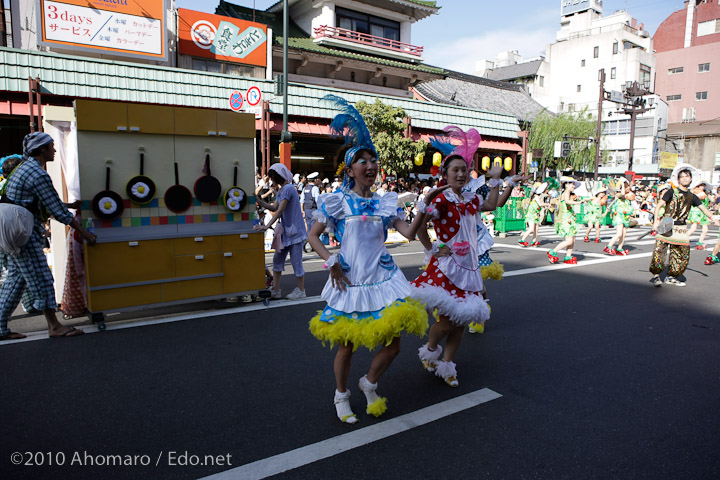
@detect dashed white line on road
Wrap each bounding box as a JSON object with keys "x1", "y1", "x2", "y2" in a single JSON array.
[{"x1": 198, "y1": 388, "x2": 502, "y2": 480}]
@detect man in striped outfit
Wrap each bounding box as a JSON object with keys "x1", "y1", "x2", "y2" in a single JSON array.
[{"x1": 0, "y1": 132, "x2": 96, "y2": 340}]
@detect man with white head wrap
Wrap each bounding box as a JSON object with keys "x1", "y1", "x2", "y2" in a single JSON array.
[{"x1": 0, "y1": 132, "x2": 96, "y2": 340}]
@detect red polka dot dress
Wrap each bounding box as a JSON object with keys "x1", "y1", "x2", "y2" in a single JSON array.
[{"x1": 410, "y1": 190, "x2": 490, "y2": 326}]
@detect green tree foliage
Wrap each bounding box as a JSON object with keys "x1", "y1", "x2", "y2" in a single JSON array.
[
  {"x1": 529, "y1": 108, "x2": 601, "y2": 172},
  {"x1": 355, "y1": 99, "x2": 427, "y2": 177}
]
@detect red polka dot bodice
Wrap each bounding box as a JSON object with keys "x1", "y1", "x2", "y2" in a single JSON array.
[{"x1": 430, "y1": 192, "x2": 480, "y2": 243}]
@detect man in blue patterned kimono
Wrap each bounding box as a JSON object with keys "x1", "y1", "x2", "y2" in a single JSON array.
[{"x1": 0, "y1": 132, "x2": 96, "y2": 340}]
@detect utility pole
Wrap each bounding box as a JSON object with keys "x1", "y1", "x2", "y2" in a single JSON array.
[
  {"x1": 620, "y1": 81, "x2": 653, "y2": 172},
  {"x1": 279, "y1": 0, "x2": 292, "y2": 169},
  {"x1": 594, "y1": 69, "x2": 605, "y2": 180}
]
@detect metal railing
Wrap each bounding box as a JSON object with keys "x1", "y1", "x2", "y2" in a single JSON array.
[{"x1": 313, "y1": 25, "x2": 423, "y2": 57}]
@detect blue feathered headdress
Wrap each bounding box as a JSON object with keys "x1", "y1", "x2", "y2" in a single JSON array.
[
  {"x1": 322, "y1": 94, "x2": 377, "y2": 191},
  {"x1": 323, "y1": 94, "x2": 376, "y2": 162}
]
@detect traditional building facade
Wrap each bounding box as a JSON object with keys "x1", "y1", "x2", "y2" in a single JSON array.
[{"x1": 0, "y1": 0, "x2": 523, "y2": 178}]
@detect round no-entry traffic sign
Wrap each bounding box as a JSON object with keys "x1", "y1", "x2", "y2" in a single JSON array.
[
  {"x1": 246, "y1": 86, "x2": 262, "y2": 106},
  {"x1": 229, "y1": 91, "x2": 244, "y2": 111}
]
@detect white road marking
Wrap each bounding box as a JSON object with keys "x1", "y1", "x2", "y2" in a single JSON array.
[
  {"x1": 198, "y1": 388, "x2": 502, "y2": 480},
  {"x1": 503, "y1": 252, "x2": 653, "y2": 277},
  {"x1": 494, "y1": 243, "x2": 608, "y2": 258}
]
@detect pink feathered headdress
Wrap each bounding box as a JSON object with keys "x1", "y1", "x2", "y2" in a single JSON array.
[{"x1": 430, "y1": 125, "x2": 482, "y2": 170}]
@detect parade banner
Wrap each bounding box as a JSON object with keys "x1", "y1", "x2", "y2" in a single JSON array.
[
  {"x1": 178, "y1": 9, "x2": 268, "y2": 67},
  {"x1": 37, "y1": 0, "x2": 167, "y2": 60}
]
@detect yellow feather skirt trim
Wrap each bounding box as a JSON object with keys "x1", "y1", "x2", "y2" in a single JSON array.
[
  {"x1": 309, "y1": 299, "x2": 428, "y2": 352},
  {"x1": 481, "y1": 261, "x2": 504, "y2": 281}
]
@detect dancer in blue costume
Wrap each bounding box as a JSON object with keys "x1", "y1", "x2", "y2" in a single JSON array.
[{"x1": 307, "y1": 95, "x2": 438, "y2": 424}]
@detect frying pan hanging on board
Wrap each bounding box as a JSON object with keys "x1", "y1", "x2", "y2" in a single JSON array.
[
  {"x1": 92, "y1": 163, "x2": 125, "y2": 221},
  {"x1": 223, "y1": 162, "x2": 247, "y2": 212},
  {"x1": 194, "y1": 153, "x2": 222, "y2": 203},
  {"x1": 126, "y1": 148, "x2": 156, "y2": 204},
  {"x1": 164, "y1": 162, "x2": 193, "y2": 213}
]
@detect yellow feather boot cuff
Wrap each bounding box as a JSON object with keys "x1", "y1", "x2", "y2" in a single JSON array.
[{"x1": 358, "y1": 375, "x2": 388, "y2": 417}]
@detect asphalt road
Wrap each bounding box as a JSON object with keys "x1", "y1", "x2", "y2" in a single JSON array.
[{"x1": 1, "y1": 225, "x2": 719, "y2": 480}]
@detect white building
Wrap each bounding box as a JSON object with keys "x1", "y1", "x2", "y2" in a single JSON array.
[{"x1": 482, "y1": 0, "x2": 667, "y2": 177}]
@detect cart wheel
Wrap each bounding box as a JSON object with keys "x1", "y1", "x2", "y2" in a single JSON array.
[
  {"x1": 97, "y1": 321, "x2": 107, "y2": 332},
  {"x1": 263, "y1": 298, "x2": 270, "y2": 306}
]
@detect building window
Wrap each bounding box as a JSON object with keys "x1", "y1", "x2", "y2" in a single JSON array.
[
  {"x1": 568, "y1": 103, "x2": 575, "y2": 112},
  {"x1": 336, "y1": 7, "x2": 400, "y2": 42},
  {"x1": 698, "y1": 63, "x2": 710, "y2": 73},
  {"x1": 613, "y1": 41, "x2": 619, "y2": 54},
  {"x1": 666, "y1": 94, "x2": 682, "y2": 102},
  {"x1": 611, "y1": 67, "x2": 616, "y2": 79},
  {"x1": 697, "y1": 19, "x2": 720, "y2": 37},
  {"x1": 696, "y1": 91, "x2": 708, "y2": 101},
  {"x1": 640, "y1": 64, "x2": 651, "y2": 87},
  {"x1": 668, "y1": 66, "x2": 684, "y2": 74},
  {"x1": 538, "y1": 75, "x2": 544, "y2": 87},
  {"x1": 577, "y1": 85, "x2": 582, "y2": 92},
  {"x1": 581, "y1": 59, "x2": 585, "y2": 67},
  {"x1": 617, "y1": 119, "x2": 631, "y2": 135},
  {"x1": 593, "y1": 46, "x2": 599, "y2": 58}
]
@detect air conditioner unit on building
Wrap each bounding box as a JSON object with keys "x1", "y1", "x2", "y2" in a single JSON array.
[
  {"x1": 682, "y1": 107, "x2": 696, "y2": 123},
  {"x1": 606, "y1": 155, "x2": 617, "y2": 167},
  {"x1": 640, "y1": 31, "x2": 650, "y2": 38}
]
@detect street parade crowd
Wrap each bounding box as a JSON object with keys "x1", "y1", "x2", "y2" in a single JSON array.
[
  {"x1": 1, "y1": 98, "x2": 720, "y2": 426},
  {"x1": 246, "y1": 95, "x2": 719, "y2": 423}
]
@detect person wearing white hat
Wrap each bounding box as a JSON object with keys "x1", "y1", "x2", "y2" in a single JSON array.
[
  {"x1": 603, "y1": 178, "x2": 635, "y2": 256},
  {"x1": 686, "y1": 180, "x2": 712, "y2": 249},
  {"x1": 254, "y1": 163, "x2": 308, "y2": 300},
  {"x1": 649, "y1": 164, "x2": 720, "y2": 287},
  {"x1": 547, "y1": 176, "x2": 588, "y2": 264},
  {"x1": 518, "y1": 182, "x2": 550, "y2": 247},
  {"x1": 583, "y1": 187, "x2": 608, "y2": 243},
  {"x1": 300, "y1": 174, "x2": 321, "y2": 234}
]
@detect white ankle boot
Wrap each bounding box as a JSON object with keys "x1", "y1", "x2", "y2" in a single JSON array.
[
  {"x1": 418, "y1": 343, "x2": 443, "y2": 373},
  {"x1": 358, "y1": 375, "x2": 387, "y2": 417},
  {"x1": 435, "y1": 360, "x2": 458, "y2": 387},
  {"x1": 334, "y1": 389, "x2": 357, "y2": 424}
]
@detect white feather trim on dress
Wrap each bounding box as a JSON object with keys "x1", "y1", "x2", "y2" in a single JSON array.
[{"x1": 410, "y1": 285, "x2": 489, "y2": 326}]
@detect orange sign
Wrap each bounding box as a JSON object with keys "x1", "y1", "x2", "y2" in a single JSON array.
[
  {"x1": 38, "y1": 0, "x2": 166, "y2": 60},
  {"x1": 178, "y1": 9, "x2": 268, "y2": 68}
]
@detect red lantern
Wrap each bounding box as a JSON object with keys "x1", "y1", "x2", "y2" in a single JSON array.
[{"x1": 430, "y1": 165, "x2": 439, "y2": 176}]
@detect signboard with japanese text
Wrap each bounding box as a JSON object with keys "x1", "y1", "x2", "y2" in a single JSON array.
[
  {"x1": 659, "y1": 152, "x2": 679, "y2": 170},
  {"x1": 561, "y1": 0, "x2": 602, "y2": 17},
  {"x1": 37, "y1": 0, "x2": 167, "y2": 61},
  {"x1": 178, "y1": 9, "x2": 268, "y2": 68}
]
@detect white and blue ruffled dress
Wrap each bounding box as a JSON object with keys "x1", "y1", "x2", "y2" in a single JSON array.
[{"x1": 309, "y1": 190, "x2": 428, "y2": 351}]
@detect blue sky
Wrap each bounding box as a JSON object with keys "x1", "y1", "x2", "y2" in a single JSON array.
[{"x1": 174, "y1": 0, "x2": 687, "y2": 73}]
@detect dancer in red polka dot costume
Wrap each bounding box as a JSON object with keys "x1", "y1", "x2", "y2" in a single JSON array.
[{"x1": 411, "y1": 126, "x2": 504, "y2": 387}]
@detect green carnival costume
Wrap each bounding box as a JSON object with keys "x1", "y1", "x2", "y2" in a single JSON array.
[
  {"x1": 554, "y1": 200, "x2": 577, "y2": 237},
  {"x1": 610, "y1": 199, "x2": 633, "y2": 227}
]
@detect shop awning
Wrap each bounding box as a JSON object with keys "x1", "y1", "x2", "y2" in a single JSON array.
[{"x1": 262, "y1": 119, "x2": 331, "y2": 135}]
